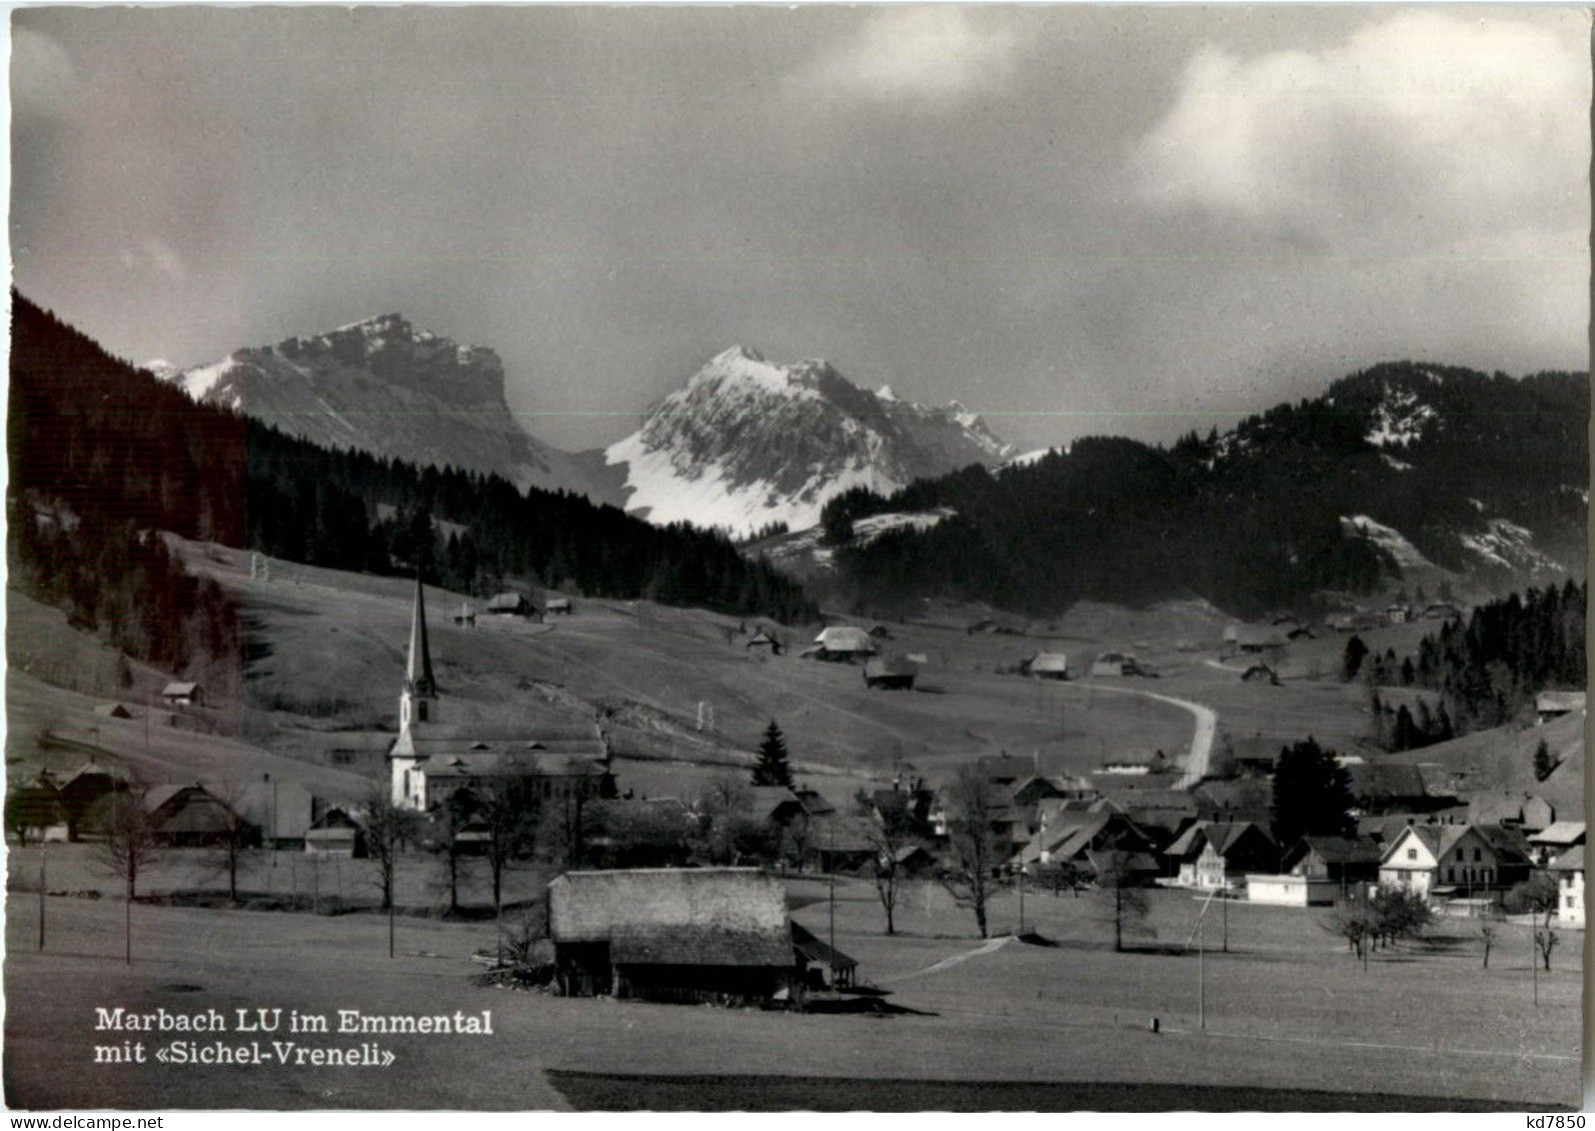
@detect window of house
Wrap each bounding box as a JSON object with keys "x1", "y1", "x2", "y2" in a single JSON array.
[
  {"x1": 1406, "y1": 848, "x2": 1417, "y2": 860},
  {"x1": 1473, "y1": 848, "x2": 1481, "y2": 861},
  {"x1": 1456, "y1": 849, "x2": 1465, "y2": 861},
  {"x1": 417, "y1": 700, "x2": 428, "y2": 722}
]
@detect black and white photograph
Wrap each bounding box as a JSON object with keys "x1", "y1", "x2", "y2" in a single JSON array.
[{"x1": 3, "y1": 3, "x2": 1589, "y2": 1113}]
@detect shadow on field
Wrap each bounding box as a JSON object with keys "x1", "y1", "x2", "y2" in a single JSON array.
[
  {"x1": 545, "y1": 1071, "x2": 1544, "y2": 1111},
  {"x1": 141, "y1": 890, "x2": 540, "y2": 920}
]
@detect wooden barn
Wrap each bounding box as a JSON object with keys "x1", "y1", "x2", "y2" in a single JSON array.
[
  {"x1": 1090, "y1": 651, "x2": 1134, "y2": 677},
  {"x1": 545, "y1": 596, "x2": 574, "y2": 615},
  {"x1": 549, "y1": 868, "x2": 804, "y2": 1006},
  {"x1": 863, "y1": 656, "x2": 917, "y2": 690},
  {"x1": 484, "y1": 592, "x2": 534, "y2": 617},
  {"x1": 305, "y1": 807, "x2": 367, "y2": 857},
  {"x1": 745, "y1": 629, "x2": 782, "y2": 656}
]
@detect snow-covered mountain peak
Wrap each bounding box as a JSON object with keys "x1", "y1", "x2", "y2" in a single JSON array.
[
  {"x1": 603, "y1": 347, "x2": 1014, "y2": 534},
  {"x1": 875, "y1": 384, "x2": 898, "y2": 402}
]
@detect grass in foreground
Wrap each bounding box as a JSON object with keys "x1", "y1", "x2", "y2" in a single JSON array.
[{"x1": 546, "y1": 1071, "x2": 1546, "y2": 1112}]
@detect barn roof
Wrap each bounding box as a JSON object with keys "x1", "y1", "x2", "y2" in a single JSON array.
[
  {"x1": 1349, "y1": 763, "x2": 1428, "y2": 803},
  {"x1": 1166, "y1": 821, "x2": 1270, "y2": 860},
  {"x1": 864, "y1": 657, "x2": 918, "y2": 679},
  {"x1": 230, "y1": 781, "x2": 316, "y2": 839},
  {"x1": 549, "y1": 868, "x2": 789, "y2": 951},
  {"x1": 544, "y1": 596, "x2": 572, "y2": 610},
  {"x1": 1028, "y1": 652, "x2": 1069, "y2": 673},
  {"x1": 1530, "y1": 821, "x2": 1586, "y2": 847},
  {"x1": 814, "y1": 626, "x2": 876, "y2": 653},
  {"x1": 1285, "y1": 836, "x2": 1383, "y2": 868},
  {"x1": 790, "y1": 921, "x2": 858, "y2": 971},
  {"x1": 1550, "y1": 845, "x2": 1584, "y2": 873},
  {"x1": 1535, "y1": 691, "x2": 1586, "y2": 714},
  {"x1": 161, "y1": 682, "x2": 199, "y2": 697},
  {"x1": 486, "y1": 592, "x2": 528, "y2": 611}
]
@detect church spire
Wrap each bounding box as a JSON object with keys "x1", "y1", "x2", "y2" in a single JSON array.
[{"x1": 405, "y1": 572, "x2": 435, "y2": 697}]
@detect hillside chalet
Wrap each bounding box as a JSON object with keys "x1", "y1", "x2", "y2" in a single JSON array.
[
  {"x1": 548, "y1": 868, "x2": 808, "y2": 1005},
  {"x1": 1529, "y1": 821, "x2": 1586, "y2": 867},
  {"x1": 1023, "y1": 652, "x2": 1070, "y2": 680},
  {"x1": 811, "y1": 626, "x2": 877, "y2": 662},
  {"x1": 160, "y1": 681, "x2": 202, "y2": 707},
  {"x1": 389, "y1": 577, "x2": 614, "y2": 811}
]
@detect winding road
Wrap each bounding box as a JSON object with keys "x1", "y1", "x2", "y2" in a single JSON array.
[{"x1": 1070, "y1": 681, "x2": 1218, "y2": 789}]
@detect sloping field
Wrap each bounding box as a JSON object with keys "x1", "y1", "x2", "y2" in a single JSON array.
[{"x1": 168, "y1": 540, "x2": 1198, "y2": 799}]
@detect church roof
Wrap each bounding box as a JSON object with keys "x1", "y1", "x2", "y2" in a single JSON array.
[{"x1": 406, "y1": 574, "x2": 435, "y2": 695}]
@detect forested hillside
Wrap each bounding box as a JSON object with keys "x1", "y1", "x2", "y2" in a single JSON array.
[
  {"x1": 8, "y1": 294, "x2": 817, "y2": 686},
  {"x1": 820, "y1": 362, "x2": 1587, "y2": 617}
]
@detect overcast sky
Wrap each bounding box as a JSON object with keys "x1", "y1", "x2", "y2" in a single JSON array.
[{"x1": 11, "y1": 6, "x2": 1590, "y2": 454}]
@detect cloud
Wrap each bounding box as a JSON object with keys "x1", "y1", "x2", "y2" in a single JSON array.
[
  {"x1": 120, "y1": 239, "x2": 188, "y2": 282},
  {"x1": 11, "y1": 26, "x2": 82, "y2": 118},
  {"x1": 787, "y1": 7, "x2": 1020, "y2": 104},
  {"x1": 1132, "y1": 11, "x2": 1589, "y2": 249}
]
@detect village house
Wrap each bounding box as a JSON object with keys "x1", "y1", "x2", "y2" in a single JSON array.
[
  {"x1": 5, "y1": 772, "x2": 67, "y2": 844},
  {"x1": 548, "y1": 868, "x2": 810, "y2": 1005},
  {"x1": 545, "y1": 596, "x2": 574, "y2": 616},
  {"x1": 1529, "y1": 821, "x2": 1586, "y2": 867},
  {"x1": 1164, "y1": 821, "x2": 1278, "y2": 890},
  {"x1": 388, "y1": 577, "x2": 614, "y2": 811},
  {"x1": 1249, "y1": 836, "x2": 1384, "y2": 905},
  {"x1": 1011, "y1": 809, "x2": 1155, "y2": 873},
  {"x1": 1467, "y1": 792, "x2": 1555, "y2": 834},
  {"x1": 1377, "y1": 823, "x2": 1533, "y2": 899},
  {"x1": 1550, "y1": 846, "x2": 1584, "y2": 928},
  {"x1": 1535, "y1": 690, "x2": 1586, "y2": 725}
]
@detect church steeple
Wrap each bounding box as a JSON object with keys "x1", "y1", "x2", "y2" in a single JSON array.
[{"x1": 401, "y1": 573, "x2": 436, "y2": 726}]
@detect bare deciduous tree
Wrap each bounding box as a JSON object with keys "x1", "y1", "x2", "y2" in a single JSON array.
[
  {"x1": 855, "y1": 790, "x2": 921, "y2": 935},
  {"x1": 1094, "y1": 850, "x2": 1150, "y2": 953},
  {"x1": 98, "y1": 780, "x2": 159, "y2": 965},
  {"x1": 938, "y1": 766, "x2": 1000, "y2": 939}
]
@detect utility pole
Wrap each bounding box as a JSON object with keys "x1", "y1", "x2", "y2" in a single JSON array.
[
  {"x1": 1532, "y1": 908, "x2": 1539, "y2": 1006},
  {"x1": 1018, "y1": 866, "x2": 1026, "y2": 935},
  {"x1": 1222, "y1": 888, "x2": 1228, "y2": 953},
  {"x1": 389, "y1": 891, "x2": 396, "y2": 960},
  {"x1": 828, "y1": 821, "x2": 837, "y2": 966},
  {"x1": 1187, "y1": 888, "x2": 1219, "y2": 1032},
  {"x1": 38, "y1": 839, "x2": 46, "y2": 951}
]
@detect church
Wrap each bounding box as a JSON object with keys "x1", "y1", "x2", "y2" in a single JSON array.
[{"x1": 388, "y1": 576, "x2": 615, "y2": 812}]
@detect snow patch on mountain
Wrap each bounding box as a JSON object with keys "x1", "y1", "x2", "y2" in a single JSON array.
[
  {"x1": 1380, "y1": 453, "x2": 1413, "y2": 472},
  {"x1": 1462, "y1": 518, "x2": 1562, "y2": 574},
  {"x1": 1340, "y1": 514, "x2": 1433, "y2": 570},
  {"x1": 1365, "y1": 388, "x2": 1437, "y2": 447}
]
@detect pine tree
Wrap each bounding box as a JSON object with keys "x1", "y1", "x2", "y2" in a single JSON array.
[
  {"x1": 1342, "y1": 635, "x2": 1369, "y2": 681},
  {"x1": 1533, "y1": 738, "x2": 1556, "y2": 783},
  {"x1": 752, "y1": 719, "x2": 795, "y2": 789}
]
